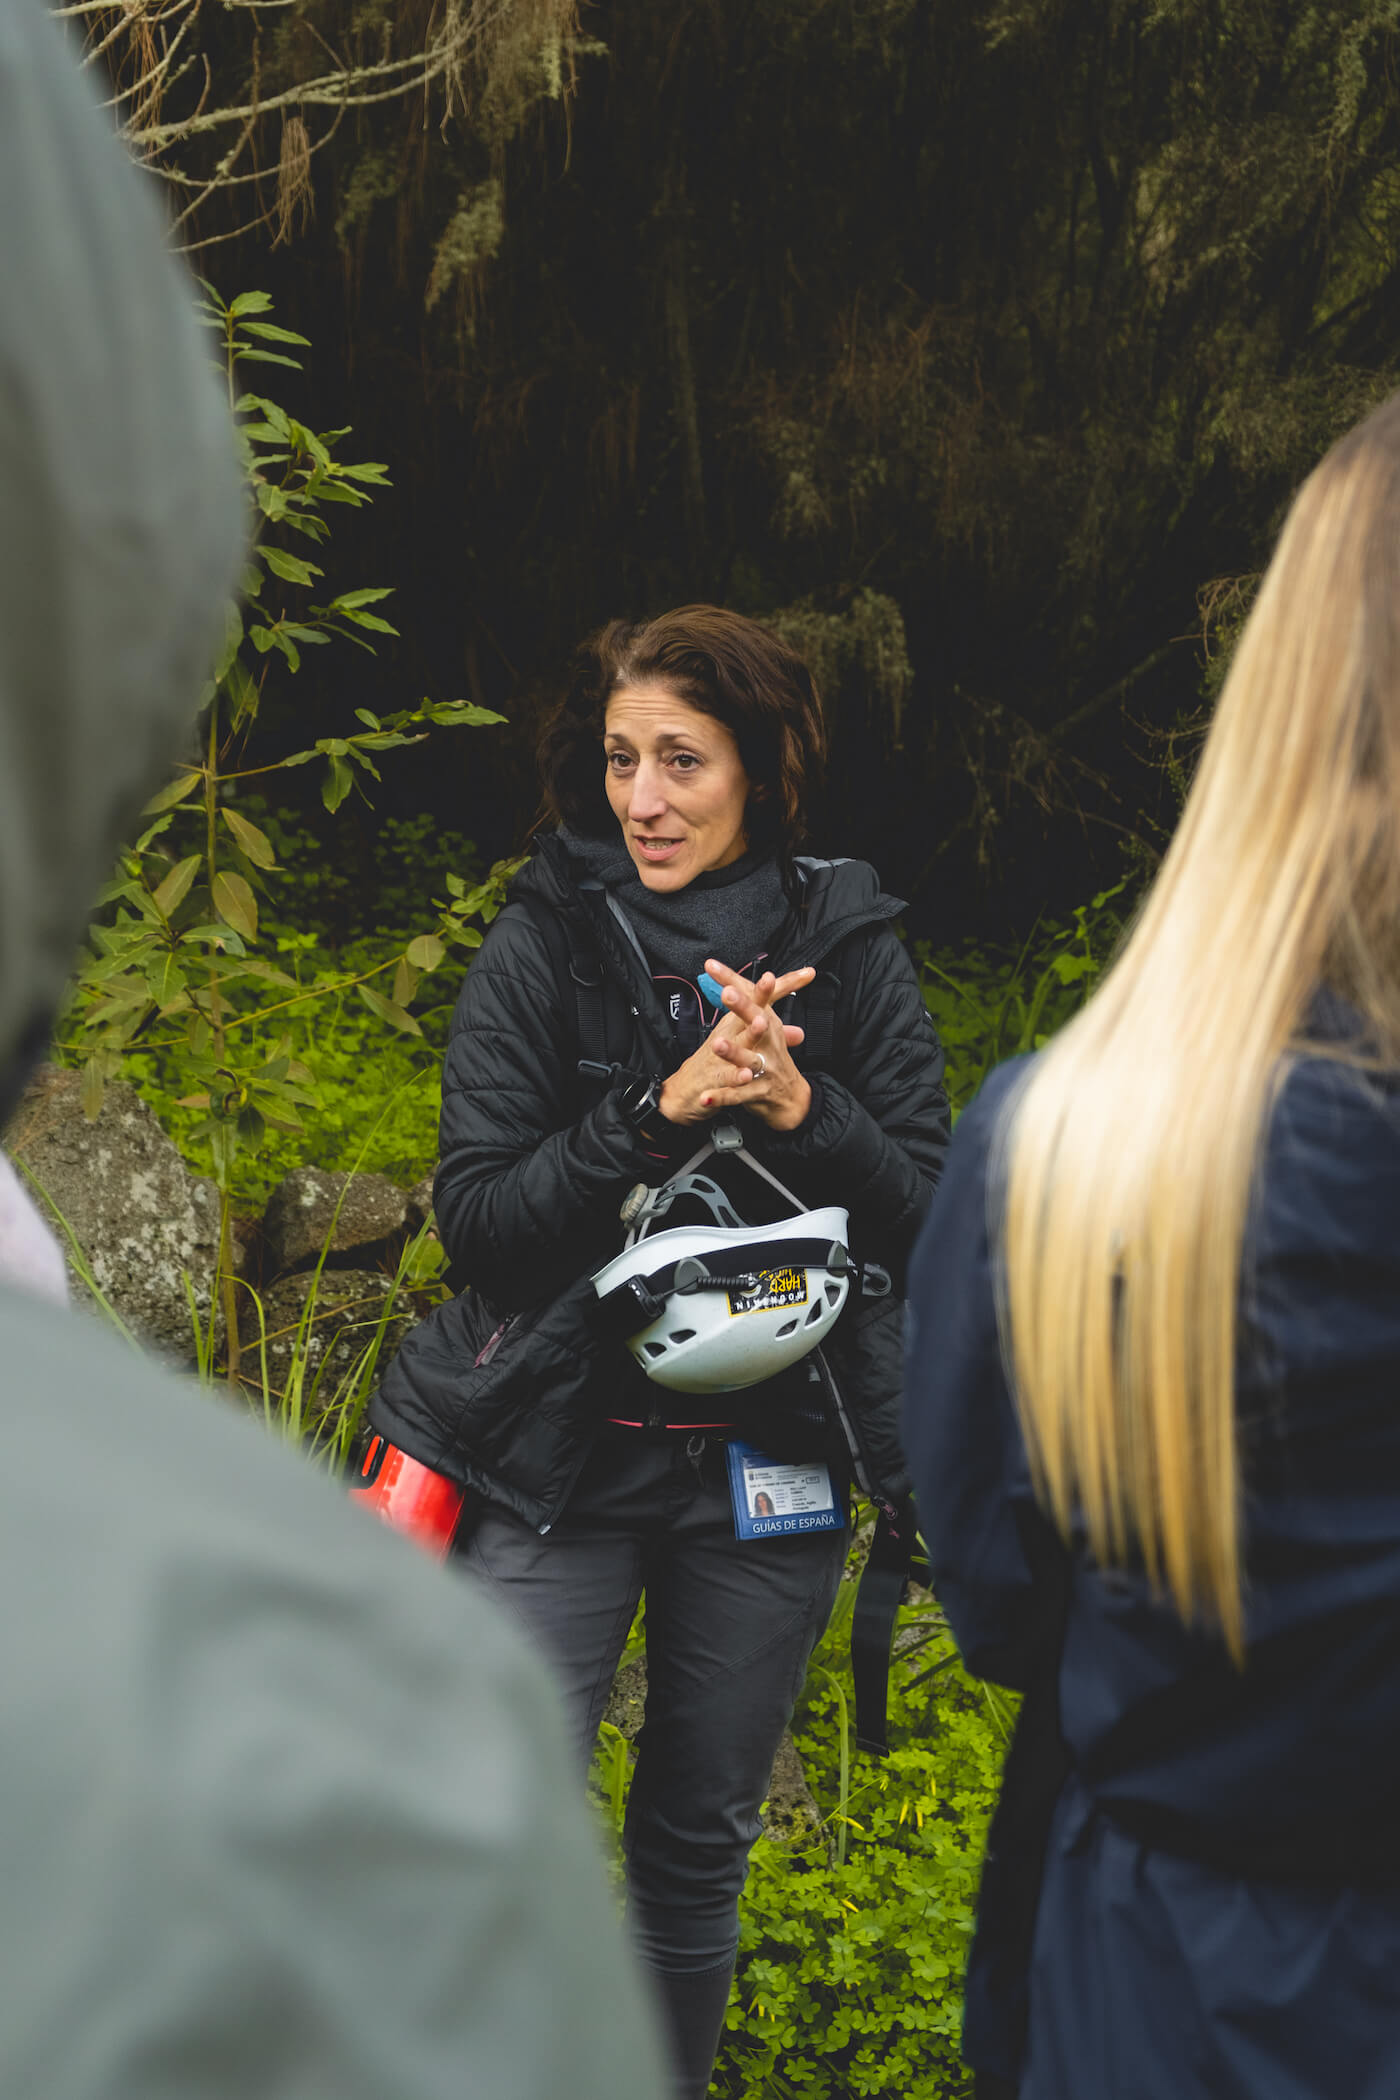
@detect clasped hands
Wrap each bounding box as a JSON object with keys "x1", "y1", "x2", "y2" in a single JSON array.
[{"x1": 657, "y1": 957, "x2": 814, "y2": 1133}]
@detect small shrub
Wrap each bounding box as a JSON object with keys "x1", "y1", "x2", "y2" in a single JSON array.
[{"x1": 913, "y1": 882, "x2": 1130, "y2": 1111}]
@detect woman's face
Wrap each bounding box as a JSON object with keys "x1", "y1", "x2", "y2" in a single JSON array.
[{"x1": 603, "y1": 684, "x2": 751, "y2": 891}]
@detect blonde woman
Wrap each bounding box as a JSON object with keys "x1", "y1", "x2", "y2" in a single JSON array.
[{"x1": 902, "y1": 395, "x2": 1400, "y2": 2100}]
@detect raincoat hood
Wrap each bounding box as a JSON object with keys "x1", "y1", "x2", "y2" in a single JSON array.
[{"x1": 0, "y1": 0, "x2": 243, "y2": 1112}]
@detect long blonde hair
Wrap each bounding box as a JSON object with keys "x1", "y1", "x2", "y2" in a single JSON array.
[{"x1": 1003, "y1": 394, "x2": 1400, "y2": 1659}]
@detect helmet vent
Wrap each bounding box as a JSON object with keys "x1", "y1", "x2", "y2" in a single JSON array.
[
  {"x1": 643, "y1": 1341, "x2": 668, "y2": 1359},
  {"x1": 824, "y1": 1282, "x2": 843, "y2": 1307},
  {"x1": 804, "y1": 1299, "x2": 825, "y2": 1325},
  {"x1": 667, "y1": 1328, "x2": 696, "y2": 1344},
  {"x1": 774, "y1": 1317, "x2": 800, "y2": 1338}
]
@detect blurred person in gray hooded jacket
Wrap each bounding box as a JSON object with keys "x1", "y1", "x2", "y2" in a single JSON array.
[{"x1": 0, "y1": 6, "x2": 666, "y2": 2096}]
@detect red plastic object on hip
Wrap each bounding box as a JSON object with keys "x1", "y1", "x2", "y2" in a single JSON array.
[{"x1": 348, "y1": 1435, "x2": 465, "y2": 1560}]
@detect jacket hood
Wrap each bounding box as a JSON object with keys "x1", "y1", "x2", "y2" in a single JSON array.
[{"x1": 0, "y1": 4, "x2": 243, "y2": 1114}]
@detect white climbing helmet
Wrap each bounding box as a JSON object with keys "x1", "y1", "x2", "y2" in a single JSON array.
[{"x1": 591, "y1": 1136, "x2": 852, "y2": 1394}]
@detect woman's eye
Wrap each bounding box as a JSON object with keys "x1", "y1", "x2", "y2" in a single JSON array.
[
  {"x1": 605, "y1": 751, "x2": 633, "y2": 771},
  {"x1": 670, "y1": 752, "x2": 701, "y2": 772}
]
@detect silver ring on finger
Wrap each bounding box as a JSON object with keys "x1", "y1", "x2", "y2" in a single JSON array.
[{"x1": 751, "y1": 1053, "x2": 766, "y2": 1078}]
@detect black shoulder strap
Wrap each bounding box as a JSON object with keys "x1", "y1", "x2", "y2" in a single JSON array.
[
  {"x1": 851, "y1": 1495, "x2": 928, "y2": 1755},
  {"x1": 801, "y1": 932, "x2": 855, "y2": 1072},
  {"x1": 515, "y1": 894, "x2": 611, "y2": 1077}
]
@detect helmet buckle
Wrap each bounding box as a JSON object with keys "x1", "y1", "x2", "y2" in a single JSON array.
[{"x1": 625, "y1": 1275, "x2": 667, "y2": 1323}]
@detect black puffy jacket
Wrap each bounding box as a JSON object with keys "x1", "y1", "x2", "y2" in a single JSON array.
[{"x1": 371, "y1": 834, "x2": 949, "y2": 1529}]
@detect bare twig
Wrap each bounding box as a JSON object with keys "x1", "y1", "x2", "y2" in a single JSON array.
[{"x1": 59, "y1": 0, "x2": 578, "y2": 249}]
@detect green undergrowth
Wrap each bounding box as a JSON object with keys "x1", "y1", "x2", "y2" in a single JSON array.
[
  {"x1": 718, "y1": 1595, "x2": 1012, "y2": 2097},
  {"x1": 913, "y1": 882, "x2": 1130, "y2": 1111},
  {"x1": 591, "y1": 1560, "x2": 1013, "y2": 2098},
  {"x1": 92, "y1": 809, "x2": 482, "y2": 1210},
  {"x1": 117, "y1": 948, "x2": 446, "y2": 1211}
]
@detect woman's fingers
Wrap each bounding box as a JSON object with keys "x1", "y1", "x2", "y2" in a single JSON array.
[
  {"x1": 705, "y1": 958, "x2": 815, "y2": 1006},
  {"x1": 693, "y1": 960, "x2": 812, "y2": 1111}
]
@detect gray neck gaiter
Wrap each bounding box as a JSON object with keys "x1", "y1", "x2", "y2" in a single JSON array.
[{"x1": 557, "y1": 829, "x2": 791, "y2": 1039}]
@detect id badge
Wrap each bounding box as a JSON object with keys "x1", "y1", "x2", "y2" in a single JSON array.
[{"x1": 725, "y1": 1438, "x2": 843, "y2": 1541}]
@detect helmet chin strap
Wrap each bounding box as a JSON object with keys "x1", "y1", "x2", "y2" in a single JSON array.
[{"x1": 622, "y1": 1120, "x2": 812, "y2": 1248}]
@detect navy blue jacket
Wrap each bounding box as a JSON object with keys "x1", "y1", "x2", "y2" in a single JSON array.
[{"x1": 902, "y1": 1050, "x2": 1400, "y2": 2099}]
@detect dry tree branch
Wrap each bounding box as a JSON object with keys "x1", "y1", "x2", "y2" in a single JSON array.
[{"x1": 61, "y1": 0, "x2": 579, "y2": 250}]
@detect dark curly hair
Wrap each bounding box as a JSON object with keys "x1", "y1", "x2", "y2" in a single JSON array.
[{"x1": 536, "y1": 604, "x2": 826, "y2": 877}]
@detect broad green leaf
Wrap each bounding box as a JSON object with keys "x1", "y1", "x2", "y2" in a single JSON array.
[
  {"x1": 240, "y1": 321, "x2": 312, "y2": 346},
  {"x1": 81, "y1": 1058, "x2": 105, "y2": 1121},
  {"x1": 249, "y1": 624, "x2": 276, "y2": 655},
  {"x1": 145, "y1": 952, "x2": 188, "y2": 1010},
  {"x1": 321, "y1": 753, "x2": 353, "y2": 812},
  {"x1": 128, "y1": 889, "x2": 165, "y2": 927},
  {"x1": 279, "y1": 514, "x2": 329, "y2": 542},
  {"x1": 338, "y1": 607, "x2": 397, "y2": 634},
  {"x1": 228, "y1": 290, "x2": 274, "y2": 317},
  {"x1": 235, "y1": 394, "x2": 290, "y2": 434},
  {"x1": 221, "y1": 808, "x2": 277, "y2": 869},
  {"x1": 310, "y1": 480, "x2": 366, "y2": 507},
  {"x1": 236, "y1": 348, "x2": 304, "y2": 371},
  {"x1": 358, "y1": 983, "x2": 423, "y2": 1036},
  {"x1": 393, "y1": 957, "x2": 419, "y2": 1008},
  {"x1": 269, "y1": 629, "x2": 302, "y2": 672},
  {"x1": 355, "y1": 707, "x2": 382, "y2": 728},
  {"x1": 261, "y1": 545, "x2": 322, "y2": 586},
  {"x1": 152, "y1": 854, "x2": 202, "y2": 917},
  {"x1": 415, "y1": 699, "x2": 507, "y2": 728},
  {"x1": 142, "y1": 769, "x2": 203, "y2": 816},
  {"x1": 181, "y1": 925, "x2": 247, "y2": 954},
  {"x1": 406, "y1": 933, "x2": 446, "y2": 971},
  {"x1": 212, "y1": 870, "x2": 258, "y2": 941},
  {"x1": 133, "y1": 815, "x2": 174, "y2": 855},
  {"x1": 333, "y1": 588, "x2": 396, "y2": 610},
  {"x1": 225, "y1": 956, "x2": 297, "y2": 988}
]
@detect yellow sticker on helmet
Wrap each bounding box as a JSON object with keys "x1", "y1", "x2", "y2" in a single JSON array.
[{"x1": 726, "y1": 1266, "x2": 808, "y2": 1317}]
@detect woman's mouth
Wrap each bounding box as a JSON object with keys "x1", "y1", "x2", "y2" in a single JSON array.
[{"x1": 634, "y1": 835, "x2": 684, "y2": 862}]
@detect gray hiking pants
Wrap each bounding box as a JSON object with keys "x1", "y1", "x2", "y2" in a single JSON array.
[{"x1": 458, "y1": 1426, "x2": 849, "y2": 1971}]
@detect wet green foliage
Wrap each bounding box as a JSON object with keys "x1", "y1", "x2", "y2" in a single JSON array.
[
  {"x1": 915, "y1": 883, "x2": 1131, "y2": 1112},
  {"x1": 715, "y1": 1585, "x2": 1013, "y2": 2099}
]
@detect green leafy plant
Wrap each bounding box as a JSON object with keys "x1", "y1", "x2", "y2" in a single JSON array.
[
  {"x1": 914, "y1": 881, "x2": 1130, "y2": 1112},
  {"x1": 58, "y1": 285, "x2": 512, "y2": 1364}
]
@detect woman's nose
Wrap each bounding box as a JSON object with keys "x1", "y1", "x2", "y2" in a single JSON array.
[{"x1": 628, "y1": 760, "x2": 668, "y2": 819}]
